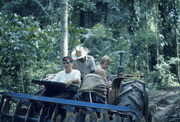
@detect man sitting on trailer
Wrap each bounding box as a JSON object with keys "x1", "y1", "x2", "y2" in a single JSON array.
[
  {"x1": 42, "y1": 56, "x2": 81, "y2": 98},
  {"x1": 53, "y1": 56, "x2": 81, "y2": 88}
]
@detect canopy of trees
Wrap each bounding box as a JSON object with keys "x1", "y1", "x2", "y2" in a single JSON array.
[{"x1": 0, "y1": 0, "x2": 179, "y2": 93}]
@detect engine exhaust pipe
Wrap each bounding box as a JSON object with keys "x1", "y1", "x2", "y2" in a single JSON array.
[{"x1": 118, "y1": 51, "x2": 125, "y2": 78}]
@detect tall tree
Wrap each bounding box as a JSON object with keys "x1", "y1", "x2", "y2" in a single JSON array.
[
  {"x1": 173, "y1": 1, "x2": 180, "y2": 82},
  {"x1": 60, "y1": 0, "x2": 68, "y2": 57}
]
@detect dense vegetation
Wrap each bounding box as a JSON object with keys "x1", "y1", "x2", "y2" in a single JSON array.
[{"x1": 0, "y1": 0, "x2": 179, "y2": 94}]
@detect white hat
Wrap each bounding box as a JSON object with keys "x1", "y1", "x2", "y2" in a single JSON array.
[{"x1": 71, "y1": 45, "x2": 89, "y2": 59}]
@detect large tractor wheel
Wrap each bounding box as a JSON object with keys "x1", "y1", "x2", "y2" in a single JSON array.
[{"x1": 115, "y1": 79, "x2": 149, "y2": 121}]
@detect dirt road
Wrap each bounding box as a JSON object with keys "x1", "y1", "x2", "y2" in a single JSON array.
[{"x1": 149, "y1": 86, "x2": 180, "y2": 122}]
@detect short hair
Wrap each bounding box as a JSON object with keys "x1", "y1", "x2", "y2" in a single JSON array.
[
  {"x1": 100, "y1": 55, "x2": 111, "y2": 64},
  {"x1": 62, "y1": 56, "x2": 73, "y2": 63}
]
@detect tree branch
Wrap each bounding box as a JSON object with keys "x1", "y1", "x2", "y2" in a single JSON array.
[{"x1": 34, "y1": 0, "x2": 50, "y2": 17}]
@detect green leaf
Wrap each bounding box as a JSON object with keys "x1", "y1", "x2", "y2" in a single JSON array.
[{"x1": 92, "y1": 23, "x2": 106, "y2": 37}]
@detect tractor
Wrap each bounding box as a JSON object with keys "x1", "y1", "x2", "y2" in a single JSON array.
[{"x1": 0, "y1": 52, "x2": 149, "y2": 122}]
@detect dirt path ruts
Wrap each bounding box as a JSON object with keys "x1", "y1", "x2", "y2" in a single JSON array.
[{"x1": 149, "y1": 86, "x2": 180, "y2": 122}]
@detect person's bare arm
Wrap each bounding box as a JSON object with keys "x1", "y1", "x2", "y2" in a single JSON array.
[
  {"x1": 65, "y1": 78, "x2": 80, "y2": 87},
  {"x1": 95, "y1": 68, "x2": 108, "y2": 82}
]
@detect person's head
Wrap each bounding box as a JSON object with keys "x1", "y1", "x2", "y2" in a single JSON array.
[
  {"x1": 100, "y1": 55, "x2": 111, "y2": 70},
  {"x1": 71, "y1": 45, "x2": 89, "y2": 62},
  {"x1": 62, "y1": 57, "x2": 74, "y2": 71}
]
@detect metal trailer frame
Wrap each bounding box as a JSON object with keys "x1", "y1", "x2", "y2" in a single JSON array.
[{"x1": 0, "y1": 92, "x2": 142, "y2": 122}]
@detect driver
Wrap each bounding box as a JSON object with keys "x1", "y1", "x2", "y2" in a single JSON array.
[{"x1": 71, "y1": 45, "x2": 96, "y2": 77}]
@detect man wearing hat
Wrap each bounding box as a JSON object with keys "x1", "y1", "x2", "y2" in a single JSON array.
[
  {"x1": 71, "y1": 45, "x2": 96, "y2": 76},
  {"x1": 53, "y1": 56, "x2": 81, "y2": 87}
]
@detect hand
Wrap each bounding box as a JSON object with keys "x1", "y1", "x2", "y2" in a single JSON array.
[{"x1": 65, "y1": 80, "x2": 72, "y2": 88}]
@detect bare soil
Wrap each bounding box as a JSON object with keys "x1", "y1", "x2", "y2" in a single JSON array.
[{"x1": 148, "y1": 86, "x2": 180, "y2": 122}]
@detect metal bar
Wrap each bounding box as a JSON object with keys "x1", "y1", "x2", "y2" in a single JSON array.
[
  {"x1": 0, "y1": 95, "x2": 5, "y2": 113},
  {"x1": 1, "y1": 97, "x2": 11, "y2": 113},
  {"x1": 118, "y1": 51, "x2": 125, "y2": 77},
  {"x1": 3, "y1": 113, "x2": 38, "y2": 121},
  {"x1": 38, "y1": 104, "x2": 46, "y2": 122},
  {"x1": 12, "y1": 100, "x2": 22, "y2": 121},
  {"x1": 0, "y1": 96, "x2": 3, "y2": 120},
  {"x1": 25, "y1": 102, "x2": 34, "y2": 122},
  {"x1": 2, "y1": 92, "x2": 142, "y2": 117},
  {"x1": 51, "y1": 105, "x2": 58, "y2": 121},
  {"x1": 89, "y1": 92, "x2": 92, "y2": 103},
  {"x1": 119, "y1": 51, "x2": 124, "y2": 66},
  {"x1": 0, "y1": 97, "x2": 12, "y2": 121}
]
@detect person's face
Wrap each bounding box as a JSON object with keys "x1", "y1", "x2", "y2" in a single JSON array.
[
  {"x1": 101, "y1": 61, "x2": 110, "y2": 70},
  {"x1": 77, "y1": 57, "x2": 86, "y2": 62},
  {"x1": 63, "y1": 61, "x2": 73, "y2": 69}
]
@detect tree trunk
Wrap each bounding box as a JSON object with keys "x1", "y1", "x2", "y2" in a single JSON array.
[
  {"x1": 145, "y1": 11, "x2": 150, "y2": 77},
  {"x1": 176, "y1": 28, "x2": 180, "y2": 82},
  {"x1": 60, "y1": 0, "x2": 68, "y2": 57},
  {"x1": 174, "y1": 2, "x2": 180, "y2": 82},
  {"x1": 152, "y1": 4, "x2": 159, "y2": 64},
  {"x1": 173, "y1": 0, "x2": 180, "y2": 82}
]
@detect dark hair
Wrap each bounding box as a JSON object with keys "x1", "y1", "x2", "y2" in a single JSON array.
[{"x1": 62, "y1": 56, "x2": 73, "y2": 62}]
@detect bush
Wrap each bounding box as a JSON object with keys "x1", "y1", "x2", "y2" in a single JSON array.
[
  {"x1": 147, "y1": 55, "x2": 178, "y2": 89},
  {"x1": 0, "y1": 13, "x2": 60, "y2": 94}
]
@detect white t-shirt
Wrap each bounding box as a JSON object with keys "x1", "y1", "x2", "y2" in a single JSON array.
[
  {"x1": 73, "y1": 55, "x2": 96, "y2": 75},
  {"x1": 53, "y1": 69, "x2": 81, "y2": 86}
]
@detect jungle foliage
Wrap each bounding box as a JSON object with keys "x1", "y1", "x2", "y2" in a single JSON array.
[{"x1": 0, "y1": 0, "x2": 179, "y2": 93}]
